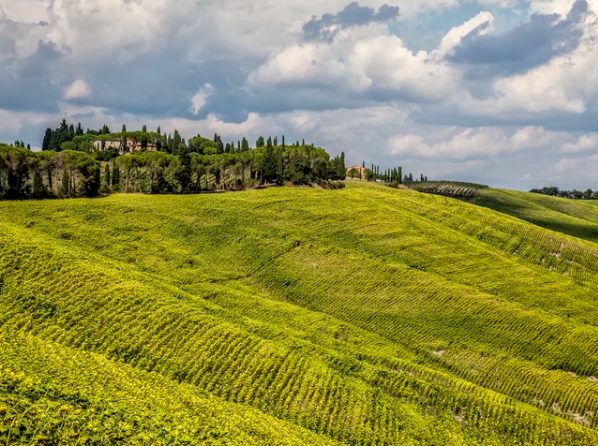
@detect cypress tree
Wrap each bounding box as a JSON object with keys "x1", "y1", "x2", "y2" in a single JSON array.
[
  {"x1": 104, "y1": 164, "x2": 111, "y2": 187},
  {"x1": 42, "y1": 129, "x2": 52, "y2": 151},
  {"x1": 338, "y1": 152, "x2": 346, "y2": 179},
  {"x1": 282, "y1": 135, "x2": 285, "y2": 150},
  {"x1": 33, "y1": 172, "x2": 45, "y2": 198},
  {"x1": 60, "y1": 170, "x2": 70, "y2": 196},
  {"x1": 112, "y1": 163, "x2": 120, "y2": 190},
  {"x1": 178, "y1": 145, "x2": 192, "y2": 193}
]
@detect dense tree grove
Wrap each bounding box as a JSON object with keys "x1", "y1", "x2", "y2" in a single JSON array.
[
  {"x1": 0, "y1": 143, "x2": 100, "y2": 199},
  {"x1": 531, "y1": 186, "x2": 598, "y2": 200},
  {"x1": 1, "y1": 120, "x2": 347, "y2": 199}
]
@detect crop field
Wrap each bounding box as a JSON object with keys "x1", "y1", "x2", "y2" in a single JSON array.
[
  {"x1": 473, "y1": 188, "x2": 598, "y2": 244},
  {"x1": 1, "y1": 181, "x2": 598, "y2": 444}
]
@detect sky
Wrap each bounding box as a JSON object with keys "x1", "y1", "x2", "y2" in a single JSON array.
[{"x1": 1, "y1": 0, "x2": 598, "y2": 190}]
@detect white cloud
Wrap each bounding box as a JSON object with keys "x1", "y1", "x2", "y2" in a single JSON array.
[
  {"x1": 435, "y1": 11, "x2": 495, "y2": 59},
  {"x1": 248, "y1": 24, "x2": 459, "y2": 102},
  {"x1": 530, "y1": 0, "x2": 598, "y2": 16},
  {"x1": 485, "y1": 5, "x2": 598, "y2": 114},
  {"x1": 190, "y1": 84, "x2": 214, "y2": 115},
  {"x1": 560, "y1": 133, "x2": 598, "y2": 152},
  {"x1": 63, "y1": 79, "x2": 92, "y2": 100},
  {"x1": 387, "y1": 126, "x2": 568, "y2": 159},
  {"x1": 0, "y1": 0, "x2": 48, "y2": 23}
]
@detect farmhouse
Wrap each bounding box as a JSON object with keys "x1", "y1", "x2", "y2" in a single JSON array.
[
  {"x1": 93, "y1": 138, "x2": 158, "y2": 154},
  {"x1": 346, "y1": 165, "x2": 367, "y2": 180}
]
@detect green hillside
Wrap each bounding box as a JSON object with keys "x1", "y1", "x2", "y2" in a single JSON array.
[
  {"x1": 473, "y1": 188, "x2": 598, "y2": 243},
  {"x1": 1, "y1": 181, "x2": 598, "y2": 445}
]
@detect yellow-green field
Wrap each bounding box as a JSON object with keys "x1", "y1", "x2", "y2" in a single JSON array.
[
  {"x1": 1, "y1": 181, "x2": 598, "y2": 445},
  {"x1": 474, "y1": 188, "x2": 598, "y2": 243}
]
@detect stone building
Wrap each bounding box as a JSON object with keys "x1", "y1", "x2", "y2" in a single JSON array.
[{"x1": 346, "y1": 165, "x2": 367, "y2": 180}]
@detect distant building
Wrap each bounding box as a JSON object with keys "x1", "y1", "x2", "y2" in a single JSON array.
[
  {"x1": 346, "y1": 165, "x2": 367, "y2": 180},
  {"x1": 93, "y1": 138, "x2": 158, "y2": 154}
]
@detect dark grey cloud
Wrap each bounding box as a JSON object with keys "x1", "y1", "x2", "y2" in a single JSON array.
[
  {"x1": 0, "y1": 39, "x2": 69, "y2": 113},
  {"x1": 449, "y1": 0, "x2": 588, "y2": 78},
  {"x1": 303, "y1": 2, "x2": 399, "y2": 42}
]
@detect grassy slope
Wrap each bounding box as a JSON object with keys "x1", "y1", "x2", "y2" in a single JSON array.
[
  {"x1": 0, "y1": 181, "x2": 597, "y2": 444},
  {"x1": 474, "y1": 188, "x2": 598, "y2": 243}
]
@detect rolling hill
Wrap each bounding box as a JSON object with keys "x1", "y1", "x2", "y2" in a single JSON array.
[
  {"x1": 1, "y1": 181, "x2": 598, "y2": 445},
  {"x1": 473, "y1": 188, "x2": 598, "y2": 244}
]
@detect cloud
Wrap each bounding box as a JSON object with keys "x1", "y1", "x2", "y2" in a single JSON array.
[
  {"x1": 435, "y1": 11, "x2": 496, "y2": 60},
  {"x1": 560, "y1": 132, "x2": 598, "y2": 152},
  {"x1": 303, "y1": 2, "x2": 400, "y2": 42},
  {"x1": 387, "y1": 126, "x2": 568, "y2": 159},
  {"x1": 64, "y1": 79, "x2": 92, "y2": 100},
  {"x1": 248, "y1": 24, "x2": 458, "y2": 105},
  {"x1": 448, "y1": 0, "x2": 588, "y2": 77},
  {"x1": 190, "y1": 84, "x2": 215, "y2": 115}
]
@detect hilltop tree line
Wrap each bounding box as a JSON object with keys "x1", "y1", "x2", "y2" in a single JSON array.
[
  {"x1": 347, "y1": 162, "x2": 428, "y2": 185},
  {"x1": 530, "y1": 186, "x2": 598, "y2": 200},
  {"x1": 0, "y1": 120, "x2": 347, "y2": 199}
]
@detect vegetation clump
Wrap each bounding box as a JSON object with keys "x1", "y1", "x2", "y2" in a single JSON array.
[
  {"x1": 1, "y1": 121, "x2": 349, "y2": 199},
  {"x1": 408, "y1": 181, "x2": 489, "y2": 198}
]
